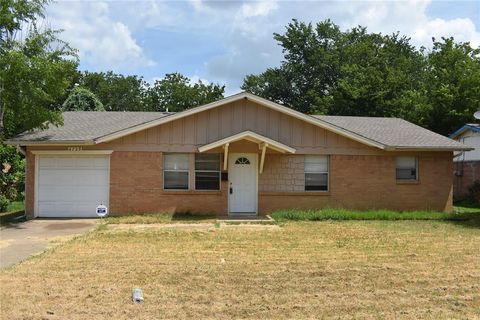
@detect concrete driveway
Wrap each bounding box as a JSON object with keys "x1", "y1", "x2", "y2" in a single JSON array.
[{"x1": 0, "y1": 219, "x2": 97, "y2": 269}]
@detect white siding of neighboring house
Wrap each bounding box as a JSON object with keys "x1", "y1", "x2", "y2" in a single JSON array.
[{"x1": 454, "y1": 130, "x2": 480, "y2": 161}]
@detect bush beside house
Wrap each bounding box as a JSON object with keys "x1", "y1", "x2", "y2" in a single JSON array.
[{"x1": 0, "y1": 144, "x2": 25, "y2": 212}]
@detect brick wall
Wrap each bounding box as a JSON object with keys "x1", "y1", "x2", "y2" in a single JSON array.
[
  {"x1": 453, "y1": 160, "x2": 480, "y2": 200},
  {"x1": 109, "y1": 152, "x2": 228, "y2": 216},
  {"x1": 259, "y1": 154, "x2": 304, "y2": 192},
  {"x1": 24, "y1": 150, "x2": 453, "y2": 218},
  {"x1": 259, "y1": 153, "x2": 453, "y2": 213},
  {"x1": 25, "y1": 151, "x2": 35, "y2": 219}
]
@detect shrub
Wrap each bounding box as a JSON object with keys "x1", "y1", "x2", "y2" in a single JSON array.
[
  {"x1": 271, "y1": 208, "x2": 466, "y2": 221},
  {"x1": 0, "y1": 194, "x2": 9, "y2": 212},
  {"x1": 0, "y1": 144, "x2": 25, "y2": 205},
  {"x1": 466, "y1": 180, "x2": 480, "y2": 205}
]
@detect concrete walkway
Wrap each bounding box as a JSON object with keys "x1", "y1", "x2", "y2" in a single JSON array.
[{"x1": 0, "y1": 219, "x2": 97, "y2": 269}]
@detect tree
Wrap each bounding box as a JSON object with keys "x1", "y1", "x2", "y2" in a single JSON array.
[
  {"x1": 78, "y1": 71, "x2": 148, "y2": 111},
  {"x1": 242, "y1": 19, "x2": 480, "y2": 134},
  {"x1": 0, "y1": 0, "x2": 78, "y2": 139},
  {"x1": 145, "y1": 73, "x2": 225, "y2": 112},
  {"x1": 424, "y1": 37, "x2": 480, "y2": 135},
  {"x1": 243, "y1": 20, "x2": 343, "y2": 114},
  {"x1": 62, "y1": 87, "x2": 105, "y2": 111}
]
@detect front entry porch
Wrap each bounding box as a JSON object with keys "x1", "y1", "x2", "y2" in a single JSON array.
[{"x1": 198, "y1": 130, "x2": 297, "y2": 216}]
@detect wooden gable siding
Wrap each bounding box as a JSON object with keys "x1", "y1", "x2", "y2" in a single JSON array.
[{"x1": 102, "y1": 100, "x2": 381, "y2": 155}]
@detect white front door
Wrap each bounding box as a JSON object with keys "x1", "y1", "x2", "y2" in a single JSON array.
[{"x1": 228, "y1": 153, "x2": 257, "y2": 215}]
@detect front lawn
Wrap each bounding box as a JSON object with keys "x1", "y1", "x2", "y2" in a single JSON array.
[
  {"x1": 1, "y1": 218, "x2": 479, "y2": 319},
  {"x1": 271, "y1": 206, "x2": 480, "y2": 222},
  {"x1": 105, "y1": 212, "x2": 217, "y2": 224}
]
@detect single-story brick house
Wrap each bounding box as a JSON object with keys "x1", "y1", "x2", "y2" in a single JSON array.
[{"x1": 7, "y1": 92, "x2": 472, "y2": 218}]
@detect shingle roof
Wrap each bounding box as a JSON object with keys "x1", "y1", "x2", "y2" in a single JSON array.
[
  {"x1": 11, "y1": 111, "x2": 172, "y2": 143},
  {"x1": 312, "y1": 115, "x2": 469, "y2": 150},
  {"x1": 7, "y1": 92, "x2": 471, "y2": 151}
]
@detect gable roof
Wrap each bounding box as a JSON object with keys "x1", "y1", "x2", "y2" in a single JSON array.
[
  {"x1": 313, "y1": 115, "x2": 471, "y2": 151},
  {"x1": 198, "y1": 130, "x2": 296, "y2": 154},
  {"x1": 7, "y1": 92, "x2": 472, "y2": 151},
  {"x1": 449, "y1": 123, "x2": 480, "y2": 139},
  {"x1": 8, "y1": 111, "x2": 172, "y2": 145}
]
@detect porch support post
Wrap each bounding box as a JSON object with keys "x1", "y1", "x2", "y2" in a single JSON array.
[
  {"x1": 259, "y1": 143, "x2": 267, "y2": 174},
  {"x1": 223, "y1": 143, "x2": 229, "y2": 171}
]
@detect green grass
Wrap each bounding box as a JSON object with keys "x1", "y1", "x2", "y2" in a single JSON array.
[
  {"x1": 6, "y1": 201, "x2": 24, "y2": 212},
  {"x1": 271, "y1": 206, "x2": 480, "y2": 222},
  {"x1": 0, "y1": 201, "x2": 25, "y2": 225}
]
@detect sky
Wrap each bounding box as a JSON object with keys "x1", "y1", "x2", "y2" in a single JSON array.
[{"x1": 46, "y1": 0, "x2": 480, "y2": 95}]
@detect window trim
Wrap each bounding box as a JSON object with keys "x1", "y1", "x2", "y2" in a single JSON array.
[
  {"x1": 304, "y1": 155, "x2": 330, "y2": 192},
  {"x1": 194, "y1": 153, "x2": 221, "y2": 191},
  {"x1": 163, "y1": 153, "x2": 190, "y2": 191},
  {"x1": 395, "y1": 156, "x2": 418, "y2": 181}
]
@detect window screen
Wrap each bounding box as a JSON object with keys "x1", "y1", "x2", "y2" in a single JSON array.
[
  {"x1": 396, "y1": 156, "x2": 417, "y2": 180},
  {"x1": 305, "y1": 155, "x2": 329, "y2": 191},
  {"x1": 164, "y1": 154, "x2": 189, "y2": 190},
  {"x1": 195, "y1": 154, "x2": 220, "y2": 190}
]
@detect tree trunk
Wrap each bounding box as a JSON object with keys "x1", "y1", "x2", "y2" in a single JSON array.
[{"x1": 0, "y1": 80, "x2": 4, "y2": 141}]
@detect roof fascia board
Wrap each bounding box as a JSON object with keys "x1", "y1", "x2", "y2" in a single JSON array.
[
  {"x1": 5, "y1": 140, "x2": 95, "y2": 146},
  {"x1": 30, "y1": 150, "x2": 114, "y2": 155},
  {"x1": 392, "y1": 146, "x2": 474, "y2": 152},
  {"x1": 93, "y1": 92, "x2": 387, "y2": 150},
  {"x1": 198, "y1": 130, "x2": 296, "y2": 154}
]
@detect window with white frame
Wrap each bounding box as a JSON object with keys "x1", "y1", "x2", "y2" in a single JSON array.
[
  {"x1": 164, "y1": 153, "x2": 189, "y2": 190},
  {"x1": 195, "y1": 154, "x2": 221, "y2": 190},
  {"x1": 305, "y1": 155, "x2": 329, "y2": 191},
  {"x1": 396, "y1": 156, "x2": 417, "y2": 180}
]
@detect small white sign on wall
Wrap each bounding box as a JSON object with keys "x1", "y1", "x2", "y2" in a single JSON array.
[{"x1": 96, "y1": 204, "x2": 108, "y2": 218}]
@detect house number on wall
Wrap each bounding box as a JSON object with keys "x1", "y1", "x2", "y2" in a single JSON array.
[{"x1": 67, "y1": 147, "x2": 83, "y2": 151}]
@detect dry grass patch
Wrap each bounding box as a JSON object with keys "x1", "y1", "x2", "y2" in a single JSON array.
[
  {"x1": 105, "y1": 212, "x2": 217, "y2": 224},
  {"x1": 1, "y1": 221, "x2": 479, "y2": 319}
]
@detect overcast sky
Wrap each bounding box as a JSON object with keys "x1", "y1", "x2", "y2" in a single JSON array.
[{"x1": 46, "y1": 0, "x2": 480, "y2": 94}]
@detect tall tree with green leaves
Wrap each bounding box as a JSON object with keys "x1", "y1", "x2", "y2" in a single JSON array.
[
  {"x1": 425, "y1": 37, "x2": 480, "y2": 135},
  {"x1": 62, "y1": 87, "x2": 105, "y2": 111},
  {"x1": 242, "y1": 19, "x2": 480, "y2": 135},
  {"x1": 0, "y1": 0, "x2": 78, "y2": 139},
  {"x1": 145, "y1": 73, "x2": 225, "y2": 112},
  {"x1": 78, "y1": 71, "x2": 148, "y2": 111}
]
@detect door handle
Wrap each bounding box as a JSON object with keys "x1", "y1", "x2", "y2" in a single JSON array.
[{"x1": 229, "y1": 183, "x2": 233, "y2": 194}]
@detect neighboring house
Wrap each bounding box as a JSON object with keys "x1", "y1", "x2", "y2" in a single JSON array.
[
  {"x1": 450, "y1": 123, "x2": 480, "y2": 199},
  {"x1": 7, "y1": 92, "x2": 471, "y2": 218}
]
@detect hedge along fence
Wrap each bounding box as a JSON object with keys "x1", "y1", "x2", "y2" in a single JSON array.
[{"x1": 270, "y1": 208, "x2": 476, "y2": 221}]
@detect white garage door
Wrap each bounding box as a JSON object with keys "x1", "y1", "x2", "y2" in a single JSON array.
[{"x1": 37, "y1": 155, "x2": 110, "y2": 218}]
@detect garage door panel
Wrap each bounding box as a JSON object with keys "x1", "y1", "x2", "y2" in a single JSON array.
[
  {"x1": 39, "y1": 170, "x2": 109, "y2": 186},
  {"x1": 39, "y1": 186, "x2": 107, "y2": 202},
  {"x1": 37, "y1": 155, "x2": 110, "y2": 218},
  {"x1": 38, "y1": 186, "x2": 73, "y2": 201},
  {"x1": 76, "y1": 157, "x2": 108, "y2": 168},
  {"x1": 38, "y1": 202, "x2": 71, "y2": 217},
  {"x1": 39, "y1": 170, "x2": 77, "y2": 186},
  {"x1": 81, "y1": 172, "x2": 109, "y2": 185},
  {"x1": 39, "y1": 202, "x2": 102, "y2": 218}
]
